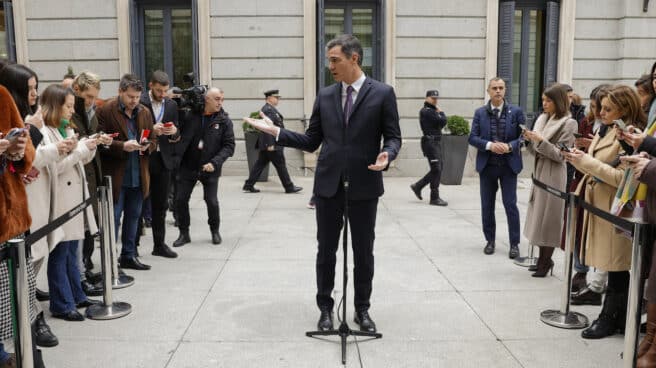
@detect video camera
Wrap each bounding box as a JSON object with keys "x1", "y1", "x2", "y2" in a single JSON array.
[{"x1": 171, "y1": 73, "x2": 207, "y2": 113}]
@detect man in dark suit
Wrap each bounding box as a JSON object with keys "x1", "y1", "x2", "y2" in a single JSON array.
[
  {"x1": 246, "y1": 34, "x2": 401, "y2": 333},
  {"x1": 468, "y1": 77, "x2": 524, "y2": 259},
  {"x1": 242, "y1": 89, "x2": 301, "y2": 193},
  {"x1": 136, "y1": 70, "x2": 180, "y2": 258}
]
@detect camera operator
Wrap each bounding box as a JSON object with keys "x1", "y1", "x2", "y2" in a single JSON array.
[
  {"x1": 173, "y1": 87, "x2": 235, "y2": 247},
  {"x1": 136, "y1": 70, "x2": 180, "y2": 258}
]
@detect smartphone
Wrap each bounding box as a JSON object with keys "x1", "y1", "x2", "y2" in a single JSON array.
[
  {"x1": 557, "y1": 142, "x2": 571, "y2": 152},
  {"x1": 108, "y1": 132, "x2": 120, "y2": 138},
  {"x1": 573, "y1": 133, "x2": 583, "y2": 139},
  {"x1": 5, "y1": 127, "x2": 26, "y2": 142},
  {"x1": 519, "y1": 124, "x2": 529, "y2": 131},
  {"x1": 163, "y1": 122, "x2": 174, "y2": 128},
  {"x1": 614, "y1": 119, "x2": 628, "y2": 132}
]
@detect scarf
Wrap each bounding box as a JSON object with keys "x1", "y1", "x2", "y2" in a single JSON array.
[{"x1": 57, "y1": 119, "x2": 69, "y2": 138}]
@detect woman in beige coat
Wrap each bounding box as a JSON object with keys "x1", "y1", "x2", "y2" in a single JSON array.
[
  {"x1": 564, "y1": 85, "x2": 647, "y2": 339},
  {"x1": 523, "y1": 84, "x2": 577, "y2": 277}
]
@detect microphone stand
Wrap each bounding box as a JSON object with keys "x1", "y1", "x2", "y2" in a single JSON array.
[{"x1": 305, "y1": 109, "x2": 382, "y2": 365}]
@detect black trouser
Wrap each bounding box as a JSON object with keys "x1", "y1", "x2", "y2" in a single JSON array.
[
  {"x1": 245, "y1": 149, "x2": 293, "y2": 189},
  {"x1": 149, "y1": 153, "x2": 172, "y2": 246},
  {"x1": 314, "y1": 184, "x2": 378, "y2": 312},
  {"x1": 415, "y1": 157, "x2": 442, "y2": 199},
  {"x1": 176, "y1": 170, "x2": 220, "y2": 232}
]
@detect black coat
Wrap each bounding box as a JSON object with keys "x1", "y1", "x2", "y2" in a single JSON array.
[
  {"x1": 257, "y1": 102, "x2": 284, "y2": 151},
  {"x1": 419, "y1": 102, "x2": 446, "y2": 159},
  {"x1": 277, "y1": 77, "x2": 402, "y2": 200},
  {"x1": 71, "y1": 96, "x2": 102, "y2": 199},
  {"x1": 139, "y1": 92, "x2": 182, "y2": 170},
  {"x1": 177, "y1": 109, "x2": 235, "y2": 178}
]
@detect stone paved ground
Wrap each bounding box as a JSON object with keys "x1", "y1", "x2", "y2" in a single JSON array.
[{"x1": 39, "y1": 176, "x2": 625, "y2": 367}]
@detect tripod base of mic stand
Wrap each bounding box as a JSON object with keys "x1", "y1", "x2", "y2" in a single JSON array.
[
  {"x1": 513, "y1": 256, "x2": 537, "y2": 267},
  {"x1": 86, "y1": 301, "x2": 132, "y2": 320},
  {"x1": 306, "y1": 322, "x2": 382, "y2": 365},
  {"x1": 540, "y1": 309, "x2": 589, "y2": 329}
]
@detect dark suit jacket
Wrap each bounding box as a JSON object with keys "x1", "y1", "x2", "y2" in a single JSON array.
[
  {"x1": 257, "y1": 102, "x2": 284, "y2": 151},
  {"x1": 468, "y1": 101, "x2": 525, "y2": 174},
  {"x1": 277, "y1": 77, "x2": 402, "y2": 200},
  {"x1": 139, "y1": 92, "x2": 182, "y2": 170},
  {"x1": 97, "y1": 97, "x2": 155, "y2": 201}
]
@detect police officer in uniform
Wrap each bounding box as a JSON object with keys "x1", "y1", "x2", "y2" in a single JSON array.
[
  {"x1": 243, "y1": 89, "x2": 302, "y2": 193},
  {"x1": 410, "y1": 90, "x2": 448, "y2": 206}
]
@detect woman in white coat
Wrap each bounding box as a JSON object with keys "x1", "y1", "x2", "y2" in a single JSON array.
[{"x1": 41, "y1": 84, "x2": 100, "y2": 321}]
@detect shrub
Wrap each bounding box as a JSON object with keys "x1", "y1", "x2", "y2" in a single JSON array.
[
  {"x1": 446, "y1": 115, "x2": 470, "y2": 136},
  {"x1": 242, "y1": 111, "x2": 260, "y2": 133}
]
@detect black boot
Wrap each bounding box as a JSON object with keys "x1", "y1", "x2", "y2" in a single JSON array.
[
  {"x1": 581, "y1": 289, "x2": 627, "y2": 339},
  {"x1": 173, "y1": 230, "x2": 191, "y2": 247},
  {"x1": 33, "y1": 312, "x2": 58, "y2": 347},
  {"x1": 211, "y1": 229, "x2": 222, "y2": 245},
  {"x1": 429, "y1": 190, "x2": 447, "y2": 206}
]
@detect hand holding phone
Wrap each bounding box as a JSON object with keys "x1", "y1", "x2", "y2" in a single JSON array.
[
  {"x1": 5, "y1": 127, "x2": 26, "y2": 143},
  {"x1": 519, "y1": 124, "x2": 529, "y2": 132},
  {"x1": 614, "y1": 119, "x2": 628, "y2": 132},
  {"x1": 163, "y1": 122, "x2": 174, "y2": 128},
  {"x1": 557, "y1": 142, "x2": 571, "y2": 152}
]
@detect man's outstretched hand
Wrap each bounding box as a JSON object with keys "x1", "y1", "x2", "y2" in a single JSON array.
[
  {"x1": 368, "y1": 151, "x2": 389, "y2": 171},
  {"x1": 243, "y1": 112, "x2": 280, "y2": 137}
]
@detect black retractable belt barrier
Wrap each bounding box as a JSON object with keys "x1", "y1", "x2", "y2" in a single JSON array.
[
  {"x1": 24, "y1": 196, "x2": 95, "y2": 247},
  {"x1": 532, "y1": 176, "x2": 650, "y2": 367},
  {"x1": 531, "y1": 177, "x2": 589, "y2": 330}
]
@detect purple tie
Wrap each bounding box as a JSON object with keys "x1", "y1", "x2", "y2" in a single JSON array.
[{"x1": 344, "y1": 85, "x2": 354, "y2": 125}]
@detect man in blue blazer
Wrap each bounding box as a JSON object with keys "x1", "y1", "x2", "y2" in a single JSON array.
[
  {"x1": 246, "y1": 34, "x2": 402, "y2": 334},
  {"x1": 468, "y1": 77, "x2": 524, "y2": 258}
]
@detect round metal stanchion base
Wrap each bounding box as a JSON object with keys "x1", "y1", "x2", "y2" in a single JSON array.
[
  {"x1": 540, "y1": 309, "x2": 589, "y2": 329},
  {"x1": 86, "y1": 301, "x2": 132, "y2": 320},
  {"x1": 112, "y1": 274, "x2": 135, "y2": 289},
  {"x1": 513, "y1": 256, "x2": 537, "y2": 267}
]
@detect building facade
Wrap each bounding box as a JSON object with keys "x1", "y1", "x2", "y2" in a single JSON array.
[{"x1": 2, "y1": 0, "x2": 655, "y2": 176}]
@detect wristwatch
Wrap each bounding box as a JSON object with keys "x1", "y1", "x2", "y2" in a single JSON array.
[{"x1": 507, "y1": 143, "x2": 512, "y2": 153}]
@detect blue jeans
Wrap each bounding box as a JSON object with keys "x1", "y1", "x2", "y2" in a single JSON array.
[
  {"x1": 48, "y1": 240, "x2": 87, "y2": 314},
  {"x1": 0, "y1": 342, "x2": 9, "y2": 364},
  {"x1": 114, "y1": 187, "x2": 143, "y2": 258}
]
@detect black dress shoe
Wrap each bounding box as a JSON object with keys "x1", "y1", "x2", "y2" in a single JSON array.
[
  {"x1": 144, "y1": 218, "x2": 152, "y2": 228},
  {"x1": 81, "y1": 280, "x2": 104, "y2": 297},
  {"x1": 570, "y1": 287, "x2": 602, "y2": 306},
  {"x1": 85, "y1": 270, "x2": 102, "y2": 284},
  {"x1": 317, "y1": 310, "x2": 334, "y2": 331},
  {"x1": 173, "y1": 231, "x2": 191, "y2": 247},
  {"x1": 152, "y1": 244, "x2": 178, "y2": 258},
  {"x1": 285, "y1": 185, "x2": 303, "y2": 194},
  {"x1": 571, "y1": 272, "x2": 587, "y2": 294},
  {"x1": 33, "y1": 312, "x2": 58, "y2": 347},
  {"x1": 410, "y1": 183, "x2": 423, "y2": 200},
  {"x1": 243, "y1": 184, "x2": 260, "y2": 193},
  {"x1": 211, "y1": 230, "x2": 222, "y2": 245},
  {"x1": 429, "y1": 198, "x2": 448, "y2": 206},
  {"x1": 51, "y1": 310, "x2": 84, "y2": 321},
  {"x1": 119, "y1": 256, "x2": 151, "y2": 271},
  {"x1": 83, "y1": 256, "x2": 94, "y2": 271},
  {"x1": 76, "y1": 298, "x2": 102, "y2": 309},
  {"x1": 509, "y1": 244, "x2": 520, "y2": 259},
  {"x1": 354, "y1": 310, "x2": 377, "y2": 333},
  {"x1": 484, "y1": 241, "x2": 495, "y2": 255},
  {"x1": 35, "y1": 288, "x2": 50, "y2": 302}
]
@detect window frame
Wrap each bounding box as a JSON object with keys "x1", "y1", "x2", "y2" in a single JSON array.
[
  {"x1": 1, "y1": 0, "x2": 16, "y2": 62},
  {"x1": 130, "y1": 0, "x2": 199, "y2": 87},
  {"x1": 316, "y1": 0, "x2": 384, "y2": 90}
]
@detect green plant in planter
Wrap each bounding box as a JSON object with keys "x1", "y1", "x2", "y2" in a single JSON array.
[
  {"x1": 446, "y1": 115, "x2": 470, "y2": 136},
  {"x1": 243, "y1": 111, "x2": 260, "y2": 133}
]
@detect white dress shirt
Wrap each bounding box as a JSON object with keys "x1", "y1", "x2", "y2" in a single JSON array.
[{"x1": 341, "y1": 72, "x2": 366, "y2": 108}]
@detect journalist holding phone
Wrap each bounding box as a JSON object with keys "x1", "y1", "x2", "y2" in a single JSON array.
[{"x1": 521, "y1": 84, "x2": 577, "y2": 277}]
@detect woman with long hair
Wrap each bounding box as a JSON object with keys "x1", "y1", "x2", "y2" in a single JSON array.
[
  {"x1": 522, "y1": 84, "x2": 577, "y2": 277},
  {"x1": 40, "y1": 84, "x2": 100, "y2": 321},
  {"x1": 564, "y1": 85, "x2": 647, "y2": 339}
]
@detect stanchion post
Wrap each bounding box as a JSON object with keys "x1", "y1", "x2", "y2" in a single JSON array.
[
  {"x1": 103, "y1": 176, "x2": 134, "y2": 289},
  {"x1": 513, "y1": 243, "x2": 537, "y2": 267},
  {"x1": 86, "y1": 186, "x2": 132, "y2": 320},
  {"x1": 9, "y1": 238, "x2": 33, "y2": 368},
  {"x1": 540, "y1": 193, "x2": 589, "y2": 329},
  {"x1": 623, "y1": 223, "x2": 645, "y2": 368}
]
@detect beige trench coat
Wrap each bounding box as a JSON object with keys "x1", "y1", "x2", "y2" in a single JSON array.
[
  {"x1": 524, "y1": 114, "x2": 577, "y2": 247},
  {"x1": 43, "y1": 126, "x2": 98, "y2": 243},
  {"x1": 571, "y1": 128, "x2": 632, "y2": 271}
]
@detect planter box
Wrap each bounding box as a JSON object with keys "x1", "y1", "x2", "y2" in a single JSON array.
[
  {"x1": 440, "y1": 135, "x2": 469, "y2": 185},
  {"x1": 244, "y1": 131, "x2": 269, "y2": 182}
]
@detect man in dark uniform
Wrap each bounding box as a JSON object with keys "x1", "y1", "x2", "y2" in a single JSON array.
[
  {"x1": 410, "y1": 90, "x2": 448, "y2": 206},
  {"x1": 243, "y1": 89, "x2": 302, "y2": 194}
]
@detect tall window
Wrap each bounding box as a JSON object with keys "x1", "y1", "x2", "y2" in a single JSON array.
[
  {"x1": 317, "y1": 0, "x2": 383, "y2": 89},
  {"x1": 131, "y1": 0, "x2": 198, "y2": 88},
  {"x1": 498, "y1": 0, "x2": 559, "y2": 120},
  {"x1": 0, "y1": 0, "x2": 16, "y2": 62}
]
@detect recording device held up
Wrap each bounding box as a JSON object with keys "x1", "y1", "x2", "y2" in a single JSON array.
[{"x1": 171, "y1": 73, "x2": 207, "y2": 113}]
